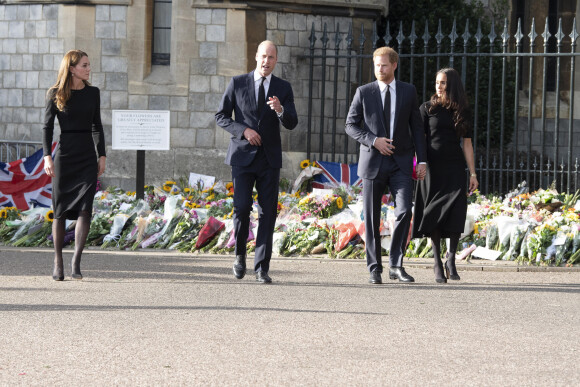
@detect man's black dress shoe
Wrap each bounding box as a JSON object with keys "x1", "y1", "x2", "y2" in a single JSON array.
[
  {"x1": 389, "y1": 267, "x2": 415, "y2": 282},
  {"x1": 369, "y1": 270, "x2": 382, "y2": 284},
  {"x1": 233, "y1": 255, "x2": 246, "y2": 279},
  {"x1": 255, "y1": 271, "x2": 272, "y2": 284}
]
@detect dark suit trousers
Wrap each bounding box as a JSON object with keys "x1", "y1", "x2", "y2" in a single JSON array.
[
  {"x1": 363, "y1": 155, "x2": 413, "y2": 272},
  {"x1": 231, "y1": 148, "x2": 280, "y2": 273}
]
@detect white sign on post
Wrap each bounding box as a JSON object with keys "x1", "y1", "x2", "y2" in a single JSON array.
[{"x1": 112, "y1": 110, "x2": 170, "y2": 150}]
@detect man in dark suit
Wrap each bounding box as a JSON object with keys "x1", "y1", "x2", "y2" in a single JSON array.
[
  {"x1": 215, "y1": 40, "x2": 298, "y2": 283},
  {"x1": 345, "y1": 46, "x2": 427, "y2": 284}
]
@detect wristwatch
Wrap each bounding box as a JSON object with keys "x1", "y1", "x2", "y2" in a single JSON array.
[
  {"x1": 470, "y1": 173, "x2": 477, "y2": 177},
  {"x1": 276, "y1": 106, "x2": 284, "y2": 117}
]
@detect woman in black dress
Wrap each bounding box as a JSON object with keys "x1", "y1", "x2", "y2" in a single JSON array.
[
  {"x1": 412, "y1": 68, "x2": 478, "y2": 283},
  {"x1": 42, "y1": 50, "x2": 106, "y2": 281}
]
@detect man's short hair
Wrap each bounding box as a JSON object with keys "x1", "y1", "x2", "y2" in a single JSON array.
[{"x1": 373, "y1": 46, "x2": 398, "y2": 64}]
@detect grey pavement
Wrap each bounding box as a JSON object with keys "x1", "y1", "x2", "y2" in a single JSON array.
[{"x1": 0, "y1": 247, "x2": 579, "y2": 386}]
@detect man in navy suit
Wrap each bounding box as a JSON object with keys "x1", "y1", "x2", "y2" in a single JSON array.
[
  {"x1": 346, "y1": 46, "x2": 427, "y2": 284},
  {"x1": 215, "y1": 40, "x2": 298, "y2": 283}
]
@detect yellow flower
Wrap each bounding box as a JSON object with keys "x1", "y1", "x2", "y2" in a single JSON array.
[
  {"x1": 226, "y1": 182, "x2": 234, "y2": 190},
  {"x1": 45, "y1": 210, "x2": 54, "y2": 222},
  {"x1": 300, "y1": 159, "x2": 310, "y2": 169},
  {"x1": 336, "y1": 197, "x2": 343, "y2": 209},
  {"x1": 205, "y1": 204, "x2": 211, "y2": 209},
  {"x1": 0, "y1": 209, "x2": 6, "y2": 219},
  {"x1": 184, "y1": 187, "x2": 191, "y2": 193},
  {"x1": 206, "y1": 194, "x2": 215, "y2": 201},
  {"x1": 162, "y1": 185, "x2": 171, "y2": 192},
  {"x1": 165, "y1": 180, "x2": 176, "y2": 185}
]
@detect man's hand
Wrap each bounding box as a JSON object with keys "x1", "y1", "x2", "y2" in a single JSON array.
[
  {"x1": 266, "y1": 96, "x2": 283, "y2": 114},
  {"x1": 243, "y1": 128, "x2": 262, "y2": 146},
  {"x1": 374, "y1": 137, "x2": 395, "y2": 156},
  {"x1": 415, "y1": 163, "x2": 427, "y2": 180}
]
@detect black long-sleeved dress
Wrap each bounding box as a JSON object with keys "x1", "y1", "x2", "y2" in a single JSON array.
[
  {"x1": 42, "y1": 85, "x2": 106, "y2": 220},
  {"x1": 412, "y1": 102, "x2": 471, "y2": 238}
]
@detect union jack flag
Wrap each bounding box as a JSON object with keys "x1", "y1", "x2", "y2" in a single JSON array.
[
  {"x1": 0, "y1": 142, "x2": 57, "y2": 210},
  {"x1": 312, "y1": 160, "x2": 362, "y2": 189}
]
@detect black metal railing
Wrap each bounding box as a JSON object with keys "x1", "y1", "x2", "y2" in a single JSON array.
[
  {"x1": 0, "y1": 141, "x2": 42, "y2": 163},
  {"x1": 301, "y1": 17, "x2": 580, "y2": 194}
]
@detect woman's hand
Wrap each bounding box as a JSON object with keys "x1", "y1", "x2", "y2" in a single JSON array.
[
  {"x1": 469, "y1": 175, "x2": 478, "y2": 193},
  {"x1": 98, "y1": 156, "x2": 106, "y2": 177},
  {"x1": 43, "y1": 155, "x2": 55, "y2": 177}
]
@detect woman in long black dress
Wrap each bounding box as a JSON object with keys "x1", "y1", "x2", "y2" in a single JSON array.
[
  {"x1": 412, "y1": 68, "x2": 478, "y2": 283},
  {"x1": 42, "y1": 50, "x2": 106, "y2": 281}
]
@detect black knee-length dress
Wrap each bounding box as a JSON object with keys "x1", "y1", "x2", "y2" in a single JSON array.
[
  {"x1": 412, "y1": 102, "x2": 470, "y2": 238},
  {"x1": 42, "y1": 86, "x2": 106, "y2": 220}
]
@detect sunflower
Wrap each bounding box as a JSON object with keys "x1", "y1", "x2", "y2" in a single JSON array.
[
  {"x1": 162, "y1": 184, "x2": 172, "y2": 192},
  {"x1": 45, "y1": 210, "x2": 55, "y2": 222},
  {"x1": 336, "y1": 197, "x2": 343, "y2": 209},
  {"x1": 300, "y1": 159, "x2": 310, "y2": 169},
  {"x1": 206, "y1": 194, "x2": 215, "y2": 201},
  {"x1": 0, "y1": 209, "x2": 7, "y2": 219},
  {"x1": 184, "y1": 187, "x2": 191, "y2": 193},
  {"x1": 164, "y1": 180, "x2": 177, "y2": 185},
  {"x1": 226, "y1": 182, "x2": 233, "y2": 190}
]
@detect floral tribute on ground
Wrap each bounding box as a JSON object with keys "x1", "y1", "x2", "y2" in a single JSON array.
[{"x1": 0, "y1": 161, "x2": 579, "y2": 266}]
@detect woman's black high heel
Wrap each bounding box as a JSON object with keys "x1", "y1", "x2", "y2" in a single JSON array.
[
  {"x1": 52, "y1": 259, "x2": 64, "y2": 281},
  {"x1": 444, "y1": 260, "x2": 460, "y2": 281},
  {"x1": 71, "y1": 258, "x2": 83, "y2": 280},
  {"x1": 433, "y1": 261, "x2": 447, "y2": 283}
]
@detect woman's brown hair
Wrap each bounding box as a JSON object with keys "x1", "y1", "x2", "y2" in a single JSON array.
[
  {"x1": 428, "y1": 67, "x2": 470, "y2": 138},
  {"x1": 49, "y1": 50, "x2": 90, "y2": 112}
]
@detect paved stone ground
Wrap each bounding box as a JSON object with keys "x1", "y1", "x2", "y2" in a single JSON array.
[{"x1": 1, "y1": 247, "x2": 579, "y2": 386}]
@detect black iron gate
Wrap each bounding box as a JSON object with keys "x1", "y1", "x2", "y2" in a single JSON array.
[{"x1": 302, "y1": 17, "x2": 580, "y2": 194}]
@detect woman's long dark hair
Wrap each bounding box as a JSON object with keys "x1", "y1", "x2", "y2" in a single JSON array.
[{"x1": 428, "y1": 68, "x2": 470, "y2": 137}]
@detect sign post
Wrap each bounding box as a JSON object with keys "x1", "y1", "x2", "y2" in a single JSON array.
[{"x1": 112, "y1": 110, "x2": 170, "y2": 199}]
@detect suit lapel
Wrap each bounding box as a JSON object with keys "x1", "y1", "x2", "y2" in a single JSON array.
[
  {"x1": 394, "y1": 81, "x2": 403, "y2": 133},
  {"x1": 248, "y1": 72, "x2": 258, "y2": 114}
]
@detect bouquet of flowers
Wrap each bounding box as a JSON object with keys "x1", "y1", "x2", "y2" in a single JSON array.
[
  {"x1": 0, "y1": 207, "x2": 22, "y2": 244},
  {"x1": 278, "y1": 222, "x2": 331, "y2": 256},
  {"x1": 86, "y1": 212, "x2": 113, "y2": 246},
  {"x1": 195, "y1": 216, "x2": 225, "y2": 250},
  {"x1": 101, "y1": 213, "x2": 132, "y2": 249},
  {"x1": 9, "y1": 208, "x2": 49, "y2": 244},
  {"x1": 297, "y1": 191, "x2": 345, "y2": 219},
  {"x1": 167, "y1": 210, "x2": 202, "y2": 251},
  {"x1": 12, "y1": 209, "x2": 53, "y2": 247},
  {"x1": 132, "y1": 212, "x2": 166, "y2": 250}
]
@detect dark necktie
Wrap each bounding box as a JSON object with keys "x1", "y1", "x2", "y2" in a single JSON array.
[
  {"x1": 384, "y1": 85, "x2": 391, "y2": 138},
  {"x1": 258, "y1": 77, "x2": 266, "y2": 114}
]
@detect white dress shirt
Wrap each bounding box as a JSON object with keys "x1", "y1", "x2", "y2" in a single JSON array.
[
  {"x1": 254, "y1": 72, "x2": 271, "y2": 103},
  {"x1": 378, "y1": 79, "x2": 396, "y2": 139}
]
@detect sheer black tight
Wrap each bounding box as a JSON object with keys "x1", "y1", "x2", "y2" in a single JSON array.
[
  {"x1": 430, "y1": 228, "x2": 460, "y2": 280},
  {"x1": 52, "y1": 217, "x2": 66, "y2": 280},
  {"x1": 71, "y1": 210, "x2": 91, "y2": 278},
  {"x1": 52, "y1": 210, "x2": 91, "y2": 280}
]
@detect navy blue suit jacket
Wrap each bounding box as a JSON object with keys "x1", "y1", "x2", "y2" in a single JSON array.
[
  {"x1": 345, "y1": 80, "x2": 427, "y2": 179},
  {"x1": 215, "y1": 71, "x2": 298, "y2": 168}
]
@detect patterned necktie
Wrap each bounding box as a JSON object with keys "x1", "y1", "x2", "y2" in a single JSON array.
[
  {"x1": 384, "y1": 85, "x2": 391, "y2": 138},
  {"x1": 258, "y1": 77, "x2": 266, "y2": 114}
]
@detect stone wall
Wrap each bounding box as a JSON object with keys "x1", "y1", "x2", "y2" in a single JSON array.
[{"x1": 0, "y1": 2, "x2": 380, "y2": 191}]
